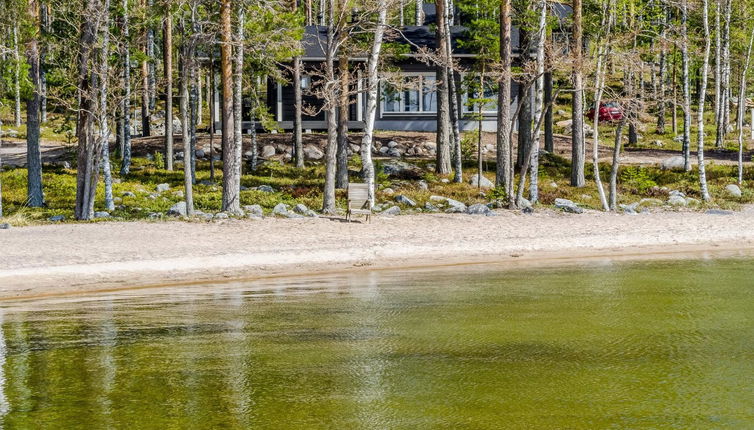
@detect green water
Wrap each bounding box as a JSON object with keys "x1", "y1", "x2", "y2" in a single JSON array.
[{"x1": 1, "y1": 258, "x2": 753, "y2": 429}]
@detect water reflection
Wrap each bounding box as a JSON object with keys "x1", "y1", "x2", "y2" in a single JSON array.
[{"x1": 0, "y1": 258, "x2": 753, "y2": 428}]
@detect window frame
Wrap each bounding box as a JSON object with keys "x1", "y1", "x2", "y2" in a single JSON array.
[{"x1": 380, "y1": 72, "x2": 439, "y2": 117}]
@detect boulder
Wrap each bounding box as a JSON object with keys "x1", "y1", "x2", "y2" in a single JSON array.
[
  {"x1": 195, "y1": 149, "x2": 206, "y2": 159},
  {"x1": 94, "y1": 211, "x2": 110, "y2": 219},
  {"x1": 387, "y1": 140, "x2": 399, "y2": 148},
  {"x1": 556, "y1": 119, "x2": 573, "y2": 128},
  {"x1": 272, "y1": 203, "x2": 289, "y2": 216},
  {"x1": 257, "y1": 185, "x2": 276, "y2": 193},
  {"x1": 167, "y1": 201, "x2": 188, "y2": 217},
  {"x1": 243, "y1": 205, "x2": 264, "y2": 217},
  {"x1": 303, "y1": 145, "x2": 324, "y2": 160},
  {"x1": 382, "y1": 160, "x2": 423, "y2": 179},
  {"x1": 467, "y1": 203, "x2": 492, "y2": 215},
  {"x1": 381, "y1": 205, "x2": 401, "y2": 216},
  {"x1": 395, "y1": 195, "x2": 417, "y2": 207},
  {"x1": 173, "y1": 190, "x2": 184, "y2": 198},
  {"x1": 554, "y1": 198, "x2": 584, "y2": 214},
  {"x1": 155, "y1": 183, "x2": 170, "y2": 193},
  {"x1": 0, "y1": 223, "x2": 11, "y2": 230},
  {"x1": 661, "y1": 156, "x2": 686, "y2": 171},
  {"x1": 261, "y1": 145, "x2": 276, "y2": 158},
  {"x1": 148, "y1": 212, "x2": 162, "y2": 219},
  {"x1": 382, "y1": 188, "x2": 395, "y2": 196},
  {"x1": 470, "y1": 174, "x2": 494, "y2": 189},
  {"x1": 667, "y1": 195, "x2": 688, "y2": 206},
  {"x1": 619, "y1": 203, "x2": 639, "y2": 214},
  {"x1": 214, "y1": 212, "x2": 230, "y2": 220},
  {"x1": 424, "y1": 202, "x2": 440, "y2": 212},
  {"x1": 418, "y1": 180, "x2": 429, "y2": 191},
  {"x1": 293, "y1": 203, "x2": 311, "y2": 215},
  {"x1": 517, "y1": 197, "x2": 533, "y2": 209},
  {"x1": 48, "y1": 215, "x2": 65, "y2": 222},
  {"x1": 122, "y1": 191, "x2": 136, "y2": 198},
  {"x1": 387, "y1": 148, "x2": 402, "y2": 158},
  {"x1": 725, "y1": 184, "x2": 743, "y2": 198}
]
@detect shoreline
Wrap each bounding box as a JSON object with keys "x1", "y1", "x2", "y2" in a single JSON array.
[{"x1": 2, "y1": 209, "x2": 754, "y2": 301}]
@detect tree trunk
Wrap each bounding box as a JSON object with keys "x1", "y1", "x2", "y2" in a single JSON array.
[
  {"x1": 716, "y1": 0, "x2": 731, "y2": 149},
  {"x1": 233, "y1": 6, "x2": 245, "y2": 180},
  {"x1": 697, "y1": 0, "x2": 711, "y2": 201},
  {"x1": 180, "y1": 10, "x2": 194, "y2": 216},
  {"x1": 681, "y1": 0, "x2": 692, "y2": 171},
  {"x1": 435, "y1": 0, "x2": 451, "y2": 174},
  {"x1": 220, "y1": 0, "x2": 240, "y2": 214},
  {"x1": 26, "y1": 0, "x2": 44, "y2": 208},
  {"x1": 147, "y1": 0, "x2": 156, "y2": 111},
  {"x1": 657, "y1": 14, "x2": 667, "y2": 135},
  {"x1": 738, "y1": 26, "x2": 754, "y2": 185},
  {"x1": 164, "y1": 4, "x2": 173, "y2": 171},
  {"x1": 209, "y1": 55, "x2": 216, "y2": 179},
  {"x1": 714, "y1": 0, "x2": 721, "y2": 140},
  {"x1": 570, "y1": 0, "x2": 585, "y2": 187},
  {"x1": 445, "y1": 0, "x2": 462, "y2": 183},
  {"x1": 322, "y1": 0, "x2": 338, "y2": 214},
  {"x1": 40, "y1": 3, "x2": 49, "y2": 124},
  {"x1": 75, "y1": 0, "x2": 106, "y2": 220},
  {"x1": 496, "y1": 0, "x2": 513, "y2": 203},
  {"x1": 120, "y1": 0, "x2": 132, "y2": 175},
  {"x1": 98, "y1": 0, "x2": 114, "y2": 212},
  {"x1": 544, "y1": 72, "x2": 554, "y2": 152},
  {"x1": 415, "y1": 0, "x2": 423, "y2": 25},
  {"x1": 361, "y1": 0, "x2": 388, "y2": 207},
  {"x1": 608, "y1": 118, "x2": 626, "y2": 210},
  {"x1": 293, "y1": 55, "x2": 304, "y2": 168},
  {"x1": 13, "y1": 24, "x2": 21, "y2": 128},
  {"x1": 336, "y1": 55, "x2": 350, "y2": 189},
  {"x1": 529, "y1": 0, "x2": 547, "y2": 203}
]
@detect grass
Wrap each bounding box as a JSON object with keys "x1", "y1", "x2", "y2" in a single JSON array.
[{"x1": 1, "y1": 148, "x2": 753, "y2": 226}]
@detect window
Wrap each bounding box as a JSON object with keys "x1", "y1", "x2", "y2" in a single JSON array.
[
  {"x1": 464, "y1": 78, "x2": 498, "y2": 113},
  {"x1": 382, "y1": 84, "x2": 401, "y2": 113},
  {"x1": 403, "y1": 76, "x2": 420, "y2": 112},
  {"x1": 423, "y1": 76, "x2": 437, "y2": 112},
  {"x1": 381, "y1": 74, "x2": 438, "y2": 114},
  {"x1": 300, "y1": 75, "x2": 311, "y2": 89}
]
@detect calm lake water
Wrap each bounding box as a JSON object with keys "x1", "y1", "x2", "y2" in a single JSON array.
[{"x1": 0, "y1": 257, "x2": 753, "y2": 429}]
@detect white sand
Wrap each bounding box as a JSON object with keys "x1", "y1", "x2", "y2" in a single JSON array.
[{"x1": 2, "y1": 208, "x2": 754, "y2": 300}]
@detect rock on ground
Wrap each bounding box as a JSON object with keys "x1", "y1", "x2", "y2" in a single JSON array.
[
  {"x1": 395, "y1": 195, "x2": 417, "y2": 207},
  {"x1": 554, "y1": 198, "x2": 584, "y2": 214},
  {"x1": 726, "y1": 184, "x2": 742, "y2": 198},
  {"x1": 470, "y1": 174, "x2": 494, "y2": 189},
  {"x1": 381, "y1": 206, "x2": 401, "y2": 216},
  {"x1": 167, "y1": 201, "x2": 188, "y2": 217}
]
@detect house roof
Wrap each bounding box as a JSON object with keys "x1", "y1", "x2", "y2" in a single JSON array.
[{"x1": 301, "y1": 2, "x2": 573, "y2": 61}]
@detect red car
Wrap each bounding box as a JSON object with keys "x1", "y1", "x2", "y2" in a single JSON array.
[{"x1": 586, "y1": 101, "x2": 623, "y2": 122}]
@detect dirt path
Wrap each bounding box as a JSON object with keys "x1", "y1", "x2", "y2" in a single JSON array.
[
  {"x1": 0, "y1": 138, "x2": 73, "y2": 167},
  {"x1": 2, "y1": 208, "x2": 754, "y2": 300}
]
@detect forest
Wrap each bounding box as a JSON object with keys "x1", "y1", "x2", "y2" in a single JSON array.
[{"x1": 0, "y1": 0, "x2": 753, "y2": 223}]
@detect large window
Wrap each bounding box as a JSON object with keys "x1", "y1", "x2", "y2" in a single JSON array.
[
  {"x1": 464, "y1": 77, "x2": 498, "y2": 114},
  {"x1": 381, "y1": 74, "x2": 437, "y2": 114}
]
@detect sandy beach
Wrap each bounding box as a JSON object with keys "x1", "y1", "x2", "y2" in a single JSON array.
[{"x1": 1, "y1": 207, "x2": 754, "y2": 300}]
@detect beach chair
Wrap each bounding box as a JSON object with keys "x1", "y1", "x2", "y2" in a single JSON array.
[{"x1": 347, "y1": 183, "x2": 373, "y2": 223}]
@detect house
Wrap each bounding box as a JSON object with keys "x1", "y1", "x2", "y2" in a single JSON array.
[{"x1": 217, "y1": 3, "x2": 573, "y2": 133}]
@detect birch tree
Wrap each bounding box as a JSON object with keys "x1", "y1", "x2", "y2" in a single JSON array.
[
  {"x1": 680, "y1": 0, "x2": 691, "y2": 171},
  {"x1": 697, "y1": 0, "x2": 711, "y2": 201},
  {"x1": 737, "y1": 24, "x2": 754, "y2": 185},
  {"x1": 119, "y1": 0, "x2": 132, "y2": 175},
  {"x1": 360, "y1": 0, "x2": 388, "y2": 207},
  {"x1": 163, "y1": 0, "x2": 173, "y2": 171},
  {"x1": 571, "y1": 0, "x2": 585, "y2": 187}
]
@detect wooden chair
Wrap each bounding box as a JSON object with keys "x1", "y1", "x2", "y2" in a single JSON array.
[{"x1": 347, "y1": 183, "x2": 373, "y2": 223}]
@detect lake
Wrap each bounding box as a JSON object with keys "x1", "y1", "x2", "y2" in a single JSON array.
[{"x1": 0, "y1": 257, "x2": 752, "y2": 429}]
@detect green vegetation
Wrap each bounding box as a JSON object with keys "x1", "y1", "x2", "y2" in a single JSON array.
[{"x1": 2, "y1": 146, "x2": 752, "y2": 225}]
